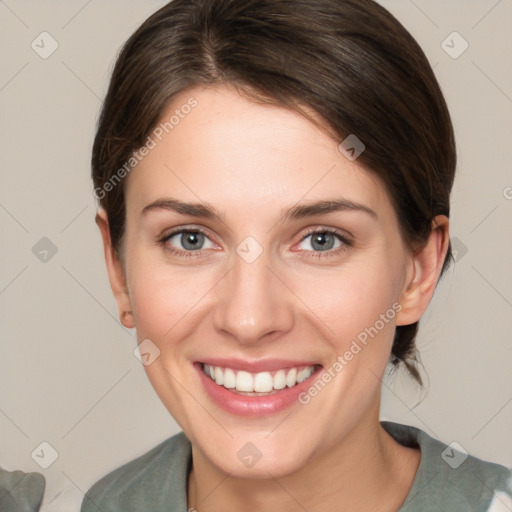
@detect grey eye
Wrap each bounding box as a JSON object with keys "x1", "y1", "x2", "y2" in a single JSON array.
[
  {"x1": 298, "y1": 232, "x2": 343, "y2": 252},
  {"x1": 167, "y1": 231, "x2": 214, "y2": 251}
]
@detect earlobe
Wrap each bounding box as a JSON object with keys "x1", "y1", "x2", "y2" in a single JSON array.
[
  {"x1": 396, "y1": 215, "x2": 450, "y2": 326},
  {"x1": 96, "y1": 208, "x2": 134, "y2": 328}
]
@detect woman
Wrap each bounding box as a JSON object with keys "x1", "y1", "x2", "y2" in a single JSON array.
[{"x1": 82, "y1": 0, "x2": 512, "y2": 510}]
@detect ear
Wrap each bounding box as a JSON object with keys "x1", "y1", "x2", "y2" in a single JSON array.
[
  {"x1": 396, "y1": 215, "x2": 450, "y2": 326},
  {"x1": 96, "y1": 208, "x2": 134, "y2": 328}
]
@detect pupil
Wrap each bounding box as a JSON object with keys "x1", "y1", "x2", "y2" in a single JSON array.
[
  {"x1": 182, "y1": 232, "x2": 203, "y2": 250},
  {"x1": 312, "y1": 233, "x2": 334, "y2": 251}
]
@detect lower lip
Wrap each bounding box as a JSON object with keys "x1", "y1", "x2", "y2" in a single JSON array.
[{"x1": 194, "y1": 363, "x2": 322, "y2": 417}]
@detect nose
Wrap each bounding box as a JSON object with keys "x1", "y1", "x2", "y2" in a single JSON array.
[{"x1": 213, "y1": 247, "x2": 294, "y2": 345}]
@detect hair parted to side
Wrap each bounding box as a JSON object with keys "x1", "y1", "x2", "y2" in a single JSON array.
[{"x1": 92, "y1": 0, "x2": 456, "y2": 385}]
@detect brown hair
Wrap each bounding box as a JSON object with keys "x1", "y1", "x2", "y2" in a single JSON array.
[{"x1": 92, "y1": 0, "x2": 456, "y2": 385}]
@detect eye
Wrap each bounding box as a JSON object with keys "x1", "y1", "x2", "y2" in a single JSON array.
[
  {"x1": 159, "y1": 228, "x2": 215, "y2": 256},
  {"x1": 296, "y1": 228, "x2": 351, "y2": 256},
  {"x1": 158, "y1": 226, "x2": 351, "y2": 259}
]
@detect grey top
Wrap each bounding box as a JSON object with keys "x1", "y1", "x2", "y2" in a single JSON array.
[
  {"x1": 0, "y1": 468, "x2": 46, "y2": 512},
  {"x1": 81, "y1": 421, "x2": 512, "y2": 512}
]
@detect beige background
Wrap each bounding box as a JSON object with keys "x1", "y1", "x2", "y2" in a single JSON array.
[{"x1": 1, "y1": 1, "x2": 511, "y2": 510}]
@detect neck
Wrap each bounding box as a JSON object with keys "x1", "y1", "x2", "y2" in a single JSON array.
[{"x1": 187, "y1": 408, "x2": 420, "y2": 512}]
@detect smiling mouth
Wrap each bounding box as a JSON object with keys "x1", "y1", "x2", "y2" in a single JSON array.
[{"x1": 201, "y1": 363, "x2": 322, "y2": 396}]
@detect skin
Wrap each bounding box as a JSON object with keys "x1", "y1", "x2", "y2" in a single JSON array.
[{"x1": 97, "y1": 83, "x2": 450, "y2": 511}]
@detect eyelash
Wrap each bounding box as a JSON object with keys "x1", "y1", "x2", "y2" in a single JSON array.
[
  {"x1": 158, "y1": 228, "x2": 211, "y2": 259},
  {"x1": 158, "y1": 227, "x2": 352, "y2": 260},
  {"x1": 300, "y1": 227, "x2": 352, "y2": 259}
]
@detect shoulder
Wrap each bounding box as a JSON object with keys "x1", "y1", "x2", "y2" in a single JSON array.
[
  {"x1": 81, "y1": 431, "x2": 192, "y2": 512},
  {"x1": 381, "y1": 421, "x2": 512, "y2": 511},
  {"x1": 0, "y1": 468, "x2": 46, "y2": 512}
]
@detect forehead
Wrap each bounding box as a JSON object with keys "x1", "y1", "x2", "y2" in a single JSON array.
[{"x1": 125, "y1": 84, "x2": 391, "y2": 220}]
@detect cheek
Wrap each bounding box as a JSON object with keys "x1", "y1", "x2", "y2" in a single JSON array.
[
  {"x1": 292, "y1": 258, "x2": 402, "y2": 346},
  {"x1": 127, "y1": 254, "x2": 214, "y2": 345},
  {"x1": 126, "y1": 232, "x2": 406, "y2": 361},
  {"x1": 296, "y1": 265, "x2": 400, "y2": 328}
]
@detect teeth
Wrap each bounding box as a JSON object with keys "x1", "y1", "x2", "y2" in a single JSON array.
[
  {"x1": 273, "y1": 369, "x2": 286, "y2": 390},
  {"x1": 223, "y1": 368, "x2": 236, "y2": 389},
  {"x1": 297, "y1": 368, "x2": 313, "y2": 383},
  {"x1": 286, "y1": 368, "x2": 297, "y2": 388},
  {"x1": 214, "y1": 367, "x2": 224, "y2": 386},
  {"x1": 254, "y1": 372, "x2": 273, "y2": 392},
  {"x1": 203, "y1": 364, "x2": 316, "y2": 394},
  {"x1": 236, "y1": 371, "x2": 253, "y2": 392}
]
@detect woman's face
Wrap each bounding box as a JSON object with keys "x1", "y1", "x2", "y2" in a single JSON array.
[{"x1": 117, "y1": 84, "x2": 418, "y2": 477}]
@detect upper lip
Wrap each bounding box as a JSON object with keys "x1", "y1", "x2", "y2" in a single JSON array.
[{"x1": 198, "y1": 358, "x2": 321, "y2": 373}]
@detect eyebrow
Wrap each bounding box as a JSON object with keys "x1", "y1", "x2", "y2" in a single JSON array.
[
  {"x1": 141, "y1": 198, "x2": 226, "y2": 223},
  {"x1": 141, "y1": 197, "x2": 377, "y2": 222},
  {"x1": 282, "y1": 199, "x2": 377, "y2": 221}
]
